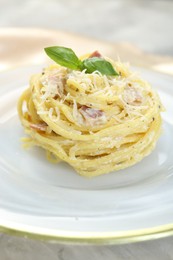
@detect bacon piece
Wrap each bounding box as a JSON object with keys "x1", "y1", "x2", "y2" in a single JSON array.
[
  {"x1": 30, "y1": 123, "x2": 47, "y2": 132},
  {"x1": 40, "y1": 68, "x2": 66, "y2": 100},
  {"x1": 80, "y1": 105, "x2": 104, "y2": 118},
  {"x1": 89, "y1": 51, "x2": 102, "y2": 58},
  {"x1": 79, "y1": 106, "x2": 107, "y2": 126},
  {"x1": 124, "y1": 87, "x2": 142, "y2": 105}
]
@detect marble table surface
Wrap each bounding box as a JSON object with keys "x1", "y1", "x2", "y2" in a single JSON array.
[{"x1": 0, "y1": 0, "x2": 173, "y2": 259}]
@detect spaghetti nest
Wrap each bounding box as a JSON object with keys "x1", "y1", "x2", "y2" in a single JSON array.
[{"x1": 18, "y1": 57, "x2": 163, "y2": 177}]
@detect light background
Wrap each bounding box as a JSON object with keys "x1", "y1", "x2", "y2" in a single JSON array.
[
  {"x1": 0, "y1": 0, "x2": 173, "y2": 259},
  {"x1": 0, "y1": 0, "x2": 173, "y2": 55}
]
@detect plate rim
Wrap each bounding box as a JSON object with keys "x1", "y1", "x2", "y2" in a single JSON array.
[{"x1": 1, "y1": 222, "x2": 173, "y2": 244}]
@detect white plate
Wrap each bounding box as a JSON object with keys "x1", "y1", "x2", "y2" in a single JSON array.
[{"x1": 0, "y1": 65, "x2": 173, "y2": 244}]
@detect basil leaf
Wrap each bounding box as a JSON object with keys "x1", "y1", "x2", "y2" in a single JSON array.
[
  {"x1": 82, "y1": 57, "x2": 119, "y2": 76},
  {"x1": 44, "y1": 46, "x2": 81, "y2": 70},
  {"x1": 44, "y1": 46, "x2": 119, "y2": 76}
]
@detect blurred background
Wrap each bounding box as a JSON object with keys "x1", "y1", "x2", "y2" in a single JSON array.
[
  {"x1": 0, "y1": 1, "x2": 173, "y2": 259},
  {"x1": 0, "y1": 0, "x2": 173, "y2": 56}
]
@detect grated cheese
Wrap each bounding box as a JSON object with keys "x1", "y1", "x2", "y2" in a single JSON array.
[
  {"x1": 38, "y1": 62, "x2": 155, "y2": 127},
  {"x1": 40, "y1": 68, "x2": 66, "y2": 101}
]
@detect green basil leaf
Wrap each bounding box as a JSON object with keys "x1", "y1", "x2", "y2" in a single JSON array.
[
  {"x1": 82, "y1": 57, "x2": 119, "y2": 76},
  {"x1": 44, "y1": 46, "x2": 81, "y2": 70}
]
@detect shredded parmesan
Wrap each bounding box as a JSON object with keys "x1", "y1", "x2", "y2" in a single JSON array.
[{"x1": 40, "y1": 68, "x2": 66, "y2": 101}]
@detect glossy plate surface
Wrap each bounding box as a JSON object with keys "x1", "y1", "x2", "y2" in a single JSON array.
[{"x1": 0, "y1": 65, "x2": 173, "y2": 244}]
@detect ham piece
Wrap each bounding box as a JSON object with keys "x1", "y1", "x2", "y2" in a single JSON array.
[
  {"x1": 30, "y1": 122, "x2": 47, "y2": 132},
  {"x1": 89, "y1": 51, "x2": 102, "y2": 58}
]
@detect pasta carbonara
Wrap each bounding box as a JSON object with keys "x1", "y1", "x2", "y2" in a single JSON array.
[{"x1": 18, "y1": 51, "x2": 163, "y2": 177}]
